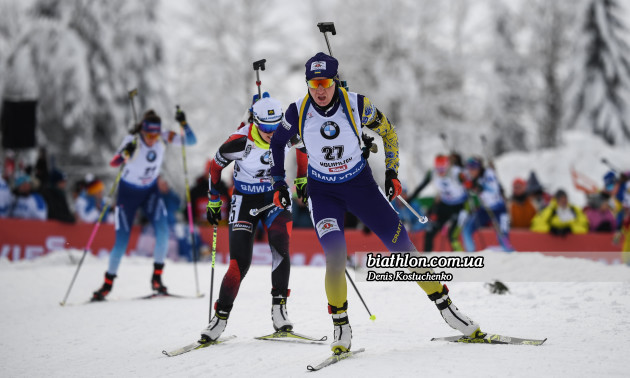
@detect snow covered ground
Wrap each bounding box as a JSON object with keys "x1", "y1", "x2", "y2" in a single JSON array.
[{"x1": 1, "y1": 250, "x2": 629, "y2": 377}]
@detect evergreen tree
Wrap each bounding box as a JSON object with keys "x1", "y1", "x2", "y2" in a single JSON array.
[
  {"x1": 528, "y1": 0, "x2": 576, "y2": 149},
  {"x1": 567, "y1": 0, "x2": 630, "y2": 145},
  {"x1": 487, "y1": 1, "x2": 530, "y2": 156}
]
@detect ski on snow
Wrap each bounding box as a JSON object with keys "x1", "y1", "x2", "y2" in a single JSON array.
[
  {"x1": 64, "y1": 292, "x2": 204, "y2": 306},
  {"x1": 431, "y1": 333, "x2": 547, "y2": 346},
  {"x1": 135, "y1": 292, "x2": 205, "y2": 300},
  {"x1": 306, "y1": 348, "x2": 366, "y2": 372},
  {"x1": 255, "y1": 330, "x2": 327, "y2": 344},
  {"x1": 162, "y1": 335, "x2": 237, "y2": 357}
]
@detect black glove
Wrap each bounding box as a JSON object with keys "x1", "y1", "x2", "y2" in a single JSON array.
[
  {"x1": 175, "y1": 106, "x2": 187, "y2": 125},
  {"x1": 294, "y1": 177, "x2": 308, "y2": 202},
  {"x1": 206, "y1": 199, "x2": 222, "y2": 225},
  {"x1": 385, "y1": 170, "x2": 402, "y2": 201},
  {"x1": 121, "y1": 142, "x2": 136, "y2": 160},
  {"x1": 273, "y1": 180, "x2": 291, "y2": 209},
  {"x1": 361, "y1": 133, "x2": 376, "y2": 159}
]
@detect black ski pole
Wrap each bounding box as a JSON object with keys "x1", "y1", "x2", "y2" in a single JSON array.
[
  {"x1": 129, "y1": 88, "x2": 140, "y2": 126},
  {"x1": 253, "y1": 59, "x2": 266, "y2": 100},
  {"x1": 345, "y1": 270, "x2": 376, "y2": 321},
  {"x1": 439, "y1": 132, "x2": 450, "y2": 152}
]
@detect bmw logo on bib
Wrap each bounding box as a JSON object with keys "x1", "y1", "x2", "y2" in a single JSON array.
[
  {"x1": 320, "y1": 121, "x2": 340, "y2": 140},
  {"x1": 260, "y1": 150, "x2": 271, "y2": 165},
  {"x1": 147, "y1": 150, "x2": 157, "y2": 162}
]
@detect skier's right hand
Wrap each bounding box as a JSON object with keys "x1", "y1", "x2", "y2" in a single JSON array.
[
  {"x1": 273, "y1": 180, "x2": 291, "y2": 209},
  {"x1": 121, "y1": 142, "x2": 137, "y2": 161},
  {"x1": 385, "y1": 170, "x2": 402, "y2": 201},
  {"x1": 206, "y1": 199, "x2": 222, "y2": 225}
]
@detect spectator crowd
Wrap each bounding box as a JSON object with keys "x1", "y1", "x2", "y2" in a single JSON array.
[{"x1": 2, "y1": 148, "x2": 629, "y2": 256}]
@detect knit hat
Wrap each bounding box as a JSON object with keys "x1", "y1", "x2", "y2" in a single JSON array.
[
  {"x1": 465, "y1": 157, "x2": 482, "y2": 169},
  {"x1": 14, "y1": 174, "x2": 31, "y2": 188},
  {"x1": 434, "y1": 155, "x2": 450, "y2": 168},
  {"x1": 512, "y1": 178, "x2": 527, "y2": 190},
  {"x1": 86, "y1": 179, "x2": 104, "y2": 196},
  {"x1": 305, "y1": 52, "x2": 339, "y2": 80},
  {"x1": 142, "y1": 120, "x2": 161, "y2": 133},
  {"x1": 49, "y1": 169, "x2": 67, "y2": 185},
  {"x1": 603, "y1": 171, "x2": 616, "y2": 191},
  {"x1": 554, "y1": 189, "x2": 568, "y2": 200}
]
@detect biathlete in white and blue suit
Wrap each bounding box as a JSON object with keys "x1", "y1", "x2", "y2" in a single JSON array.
[
  {"x1": 92, "y1": 108, "x2": 196, "y2": 301},
  {"x1": 269, "y1": 52, "x2": 483, "y2": 354},
  {"x1": 200, "y1": 96, "x2": 306, "y2": 343}
]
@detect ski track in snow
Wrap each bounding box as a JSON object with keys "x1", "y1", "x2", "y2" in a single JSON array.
[{"x1": 1, "y1": 251, "x2": 629, "y2": 377}]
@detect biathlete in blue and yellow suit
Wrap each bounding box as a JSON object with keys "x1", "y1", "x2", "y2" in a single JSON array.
[
  {"x1": 269, "y1": 52, "x2": 483, "y2": 354},
  {"x1": 92, "y1": 108, "x2": 197, "y2": 301}
]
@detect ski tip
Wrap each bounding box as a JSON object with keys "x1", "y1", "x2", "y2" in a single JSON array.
[
  {"x1": 162, "y1": 350, "x2": 170, "y2": 357},
  {"x1": 369, "y1": 314, "x2": 376, "y2": 321}
]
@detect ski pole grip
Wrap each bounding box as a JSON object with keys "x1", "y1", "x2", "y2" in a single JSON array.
[
  {"x1": 253, "y1": 59, "x2": 266, "y2": 71},
  {"x1": 317, "y1": 22, "x2": 336, "y2": 35}
]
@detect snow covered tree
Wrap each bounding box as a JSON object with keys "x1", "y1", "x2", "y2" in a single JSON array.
[
  {"x1": 527, "y1": 0, "x2": 577, "y2": 149},
  {"x1": 486, "y1": 1, "x2": 530, "y2": 156},
  {"x1": 566, "y1": 0, "x2": 630, "y2": 145},
  {"x1": 1, "y1": 0, "x2": 169, "y2": 180}
]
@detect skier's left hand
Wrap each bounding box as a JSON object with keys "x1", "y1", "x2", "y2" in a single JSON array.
[
  {"x1": 385, "y1": 170, "x2": 402, "y2": 201},
  {"x1": 206, "y1": 199, "x2": 222, "y2": 226},
  {"x1": 294, "y1": 177, "x2": 308, "y2": 202},
  {"x1": 175, "y1": 107, "x2": 187, "y2": 125}
]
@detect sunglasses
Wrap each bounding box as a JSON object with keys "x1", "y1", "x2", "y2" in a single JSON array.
[
  {"x1": 143, "y1": 132, "x2": 160, "y2": 142},
  {"x1": 307, "y1": 78, "x2": 335, "y2": 89}
]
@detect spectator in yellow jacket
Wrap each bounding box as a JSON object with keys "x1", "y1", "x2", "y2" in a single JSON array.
[{"x1": 531, "y1": 189, "x2": 589, "y2": 235}]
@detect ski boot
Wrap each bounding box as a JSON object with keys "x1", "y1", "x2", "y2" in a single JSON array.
[
  {"x1": 271, "y1": 289, "x2": 293, "y2": 332},
  {"x1": 91, "y1": 272, "x2": 116, "y2": 302},
  {"x1": 428, "y1": 284, "x2": 483, "y2": 338},
  {"x1": 200, "y1": 303, "x2": 231, "y2": 342},
  {"x1": 151, "y1": 262, "x2": 168, "y2": 294},
  {"x1": 329, "y1": 301, "x2": 352, "y2": 354}
]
